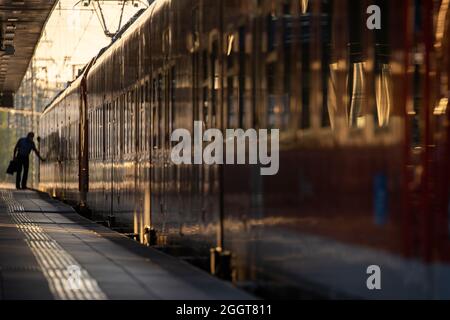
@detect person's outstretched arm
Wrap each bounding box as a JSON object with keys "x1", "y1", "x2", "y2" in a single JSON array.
[{"x1": 32, "y1": 143, "x2": 45, "y2": 162}]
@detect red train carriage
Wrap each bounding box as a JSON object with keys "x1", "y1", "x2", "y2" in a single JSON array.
[{"x1": 40, "y1": 0, "x2": 450, "y2": 299}]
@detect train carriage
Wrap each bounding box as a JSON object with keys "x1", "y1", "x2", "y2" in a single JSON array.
[{"x1": 40, "y1": 0, "x2": 450, "y2": 299}]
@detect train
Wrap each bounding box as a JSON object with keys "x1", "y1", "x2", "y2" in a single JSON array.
[{"x1": 39, "y1": 0, "x2": 450, "y2": 299}]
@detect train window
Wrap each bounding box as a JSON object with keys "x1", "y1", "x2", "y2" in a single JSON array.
[
  {"x1": 152, "y1": 78, "x2": 157, "y2": 149},
  {"x1": 121, "y1": 94, "x2": 125, "y2": 156},
  {"x1": 320, "y1": 0, "x2": 332, "y2": 128},
  {"x1": 211, "y1": 41, "x2": 219, "y2": 128},
  {"x1": 267, "y1": 62, "x2": 277, "y2": 129},
  {"x1": 102, "y1": 105, "x2": 105, "y2": 159},
  {"x1": 88, "y1": 111, "x2": 91, "y2": 159},
  {"x1": 91, "y1": 110, "x2": 94, "y2": 159},
  {"x1": 124, "y1": 95, "x2": 128, "y2": 155},
  {"x1": 267, "y1": 14, "x2": 277, "y2": 52},
  {"x1": 95, "y1": 108, "x2": 98, "y2": 159},
  {"x1": 117, "y1": 97, "x2": 120, "y2": 156},
  {"x1": 109, "y1": 102, "x2": 112, "y2": 158},
  {"x1": 98, "y1": 107, "x2": 101, "y2": 159},
  {"x1": 202, "y1": 54, "x2": 208, "y2": 125},
  {"x1": 145, "y1": 81, "x2": 149, "y2": 152},
  {"x1": 192, "y1": 49, "x2": 200, "y2": 125},
  {"x1": 170, "y1": 67, "x2": 176, "y2": 145},
  {"x1": 227, "y1": 76, "x2": 237, "y2": 128},
  {"x1": 128, "y1": 91, "x2": 133, "y2": 154},
  {"x1": 93, "y1": 109, "x2": 96, "y2": 159},
  {"x1": 158, "y1": 74, "x2": 163, "y2": 149},
  {"x1": 348, "y1": 0, "x2": 365, "y2": 128},
  {"x1": 109, "y1": 103, "x2": 112, "y2": 158},
  {"x1": 226, "y1": 32, "x2": 238, "y2": 128},
  {"x1": 238, "y1": 26, "x2": 246, "y2": 128},
  {"x1": 98, "y1": 105, "x2": 103, "y2": 159},
  {"x1": 97, "y1": 108, "x2": 100, "y2": 159},
  {"x1": 165, "y1": 73, "x2": 170, "y2": 149},
  {"x1": 373, "y1": 0, "x2": 392, "y2": 128},
  {"x1": 126, "y1": 92, "x2": 129, "y2": 154},
  {"x1": 106, "y1": 104, "x2": 109, "y2": 159},
  {"x1": 137, "y1": 87, "x2": 141, "y2": 153},
  {"x1": 265, "y1": 8, "x2": 293, "y2": 129},
  {"x1": 141, "y1": 85, "x2": 145, "y2": 153},
  {"x1": 131, "y1": 90, "x2": 136, "y2": 154},
  {"x1": 202, "y1": 86, "x2": 209, "y2": 126},
  {"x1": 282, "y1": 3, "x2": 292, "y2": 129},
  {"x1": 202, "y1": 50, "x2": 208, "y2": 81},
  {"x1": 300, "y1": 7, "x2": 311, "y2": 130}
]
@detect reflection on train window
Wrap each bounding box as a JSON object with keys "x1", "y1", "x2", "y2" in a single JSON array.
[
  {"x1": 347, "y1": 0, "x2": 365, "y2": 129},
  {"x1": 375, "y1": 63, "x2": 392, "y2": 127},
  {"x1": 348, "y1": 62, "x2": 365, "y2": 128},
  {"x1": 327, "y1": 63, "x2": 339, "y2": 129},
  {"x1": 301, "y1": 0, "x2": 309, "y2": 14},
  {"x1": 373, "y1": 0, "x2": 391, "y2": 128}
]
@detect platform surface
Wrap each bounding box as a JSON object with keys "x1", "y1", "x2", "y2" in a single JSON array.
[{"x1": 0, "y1": 189, "x2": 254, "y2": 300}]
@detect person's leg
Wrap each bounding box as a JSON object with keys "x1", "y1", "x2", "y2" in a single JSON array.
[
  {"x1": 16, "y1": 158, "x2": 23, "y2": 189},
  {"x1": 21, "y1": 157, "x2": 29, "y2": 189}
]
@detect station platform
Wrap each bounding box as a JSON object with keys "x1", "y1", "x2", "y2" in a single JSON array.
[{"x1": 0, "y1": 188, "x2": 254, "y2": 300}]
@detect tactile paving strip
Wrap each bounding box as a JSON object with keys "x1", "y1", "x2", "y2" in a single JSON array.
[{"x1": 0, "y1": 190, "x2": 107, "y2": 300}]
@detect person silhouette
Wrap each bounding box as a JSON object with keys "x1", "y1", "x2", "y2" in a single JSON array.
[{"x1": 13, "y1": 132, "x2": 45, "y2": 190}]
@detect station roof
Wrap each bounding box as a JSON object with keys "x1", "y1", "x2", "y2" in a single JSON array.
[{"x1": 0, "y1": 0, "x2": 57, "y2": 100}]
